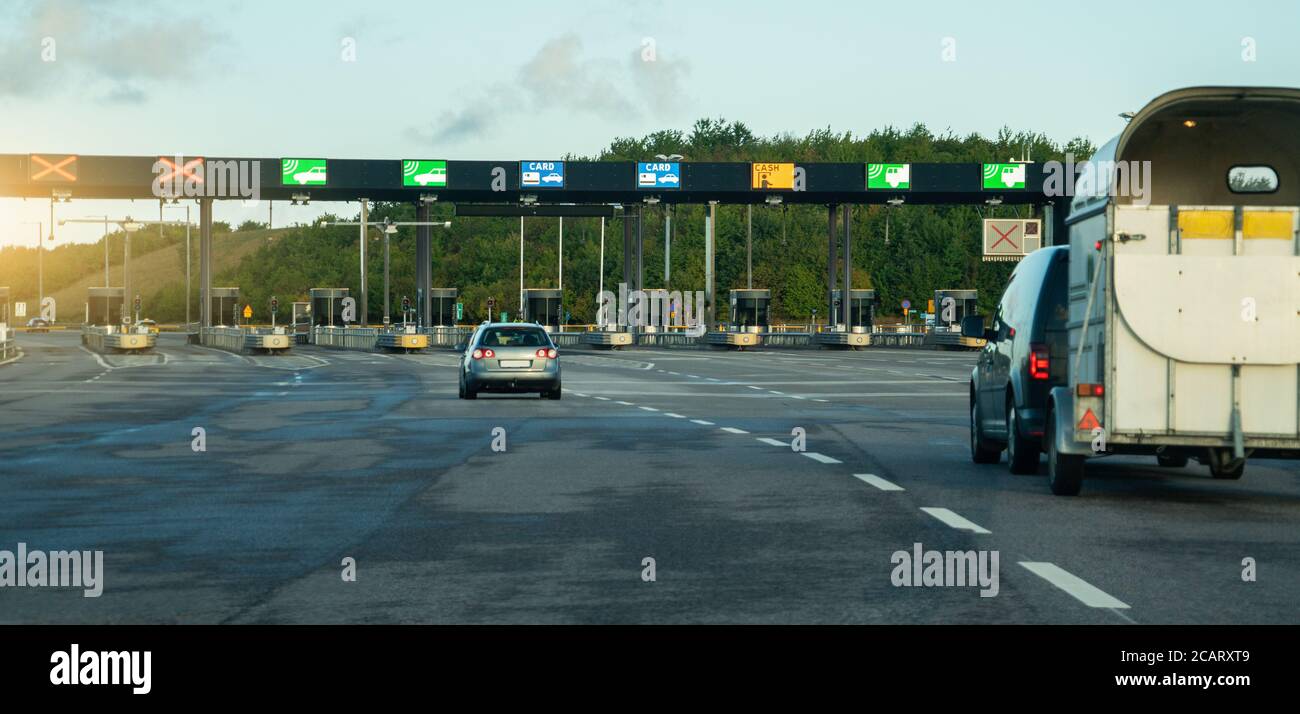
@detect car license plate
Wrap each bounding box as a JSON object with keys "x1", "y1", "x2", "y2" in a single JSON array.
[{"x1": 499, "y1": 359, "x2": 530, "y2": 368}]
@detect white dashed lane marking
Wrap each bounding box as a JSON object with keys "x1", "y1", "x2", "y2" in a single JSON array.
[
  {"x1": 690, "y1": 419, "x2": 715, "y2": 426},
  {"x1": 854, "y1": 473, "x2": 904, "y2": 491},
  {"x1": 638, "y1": 406, "x2": 659, "y2": 412},
  {"x1": 720, "y1": 427, "x2": 749, "y2": 434},
  {"x1": 1019, "y1": 562, "x2": 1131, "y2": 609},
  {"x1": 664, "y1": 412, "x2": 686, "y2": 418},
  {"x1": 920, "y1": 507, "x2": 991, "y2": 535},
  {"x1": 802, "y1": 452, "x2": 841, "y2": 464},
  {"x1": 756, "y1": 437, "x2": 786, "y2": 447}
]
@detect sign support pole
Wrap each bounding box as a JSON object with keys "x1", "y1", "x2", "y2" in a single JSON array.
[
  {"x1": 359, "y1": 199, "x2": 368, "y2": 327},
  {"x1": 827, "y1": 205, "x2": 837, "y2": 330},
  {"x1": 416, "y1": 201, "x2": 432, "y2": 329},
  {"x1": 842, "y1": 204, "x2": 852, "y2": 330},
  {"x1": 705, "y1": 202, "x2": 716, "y2": 330},
  {"x1": 200, "y1": 199, "x2": 212, "y2": 329}
]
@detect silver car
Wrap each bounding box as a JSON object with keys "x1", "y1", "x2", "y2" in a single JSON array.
[{"x1": 457, "y1": 323, "x2": 561, "y2": 399}]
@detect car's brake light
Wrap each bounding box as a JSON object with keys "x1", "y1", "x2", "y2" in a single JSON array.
[
  {"x1": 472, "y1": 348, "x2": 483, "y2": 360},
  {"x1": 534, "y1": 347, "x2": 558, "y2": 359},
  {"x1": 483, "y1": 348, "x2": 495, "y2": 359},
  {"x1": 1076, "y1": 383, "x2": 1104, "y2": 397},
  {"x1": 1029, "y1": 343, "x2": 1050, "y2": 380}
]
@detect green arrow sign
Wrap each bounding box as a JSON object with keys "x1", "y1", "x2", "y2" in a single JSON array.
[
  {"x1": 403, "y1": 160, "x2": 447, "y2": 188},
  {"x1": 282, "y1": 159, "x2": 328, "y2": 186},
  {"x1": 455, "y1": 302, "x2": 463, "y2": 320},
  {"x1": 982, "y1": 162, "x2": 1026, "y2": 190},
  {"x1": 867, "y1": 163, "x2": 910, "y2": 190}
]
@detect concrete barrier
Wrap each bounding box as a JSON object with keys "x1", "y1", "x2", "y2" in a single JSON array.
[
  {"x1": 82, "y1": 325, "x2": 156, "y2": 352},
  {"x1": 201, "y1": 326, "x2": 292, "y2": 354}
]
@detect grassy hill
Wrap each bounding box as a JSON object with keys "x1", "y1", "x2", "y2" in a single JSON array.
[{"x1": 26, "y1": 229, "x2": 286, "y2": 324}]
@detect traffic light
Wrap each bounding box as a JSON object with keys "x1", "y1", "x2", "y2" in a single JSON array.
[
  {"x1": 133, "y1": 295, "x2": 141, "y2": 313},
  {"x1": 270, "y1": 297, "x2": 279, "y2": 314},
  {"x1": 402, "y1": 296, "x2": 411, "y2": 311}
]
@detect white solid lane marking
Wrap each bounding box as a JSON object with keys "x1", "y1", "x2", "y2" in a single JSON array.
[
  {"x1": 802, "y1": 452, "x2": 841, "y2": 464},
  {"x1": 664, "y1": 412, "x2": 686, "y2": 418},
  {"x1": 639, "y1": 406, "x2": 659, "y2": 412},
  {"x1": 1019, "y1": 562, "x2": 1131, "y2": 609},
  {"x1": 756, "y1": 437, "x2": 786, "y2": 447},
  {"x1": 79, "y1": 346, "x2": 114, "y2": 370},
  {"x1": 690, "y1": 419, "x2": 715, "y2": 426},
  {"x1": 920, "y1": 507, "x2": 991, "y2": 535},
  {"x1": 854, "y1": 473, "x2": 904, "y2": 491},
  {"x1": 720, "y1": 427, "x2": 749, "y2": 434}
]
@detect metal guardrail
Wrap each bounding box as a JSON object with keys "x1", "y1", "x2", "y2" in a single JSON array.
[
  {"x1": 200, "y1": 326, "x2": 291, "y2": 353},
  {"x1": 0, "y1": 326, "x2": 15, "y2": 362},
  {"x1": 314, "y1": 326, "x2": 379, "y2": 350},
  {"x1": 870, "y1": 332, "x2": 929, "y2": 348}
]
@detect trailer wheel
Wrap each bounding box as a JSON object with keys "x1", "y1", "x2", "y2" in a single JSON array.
[
  {"x1": 1046, "y1": 406, "x2": 1084, "y2": 496},
  {"x1": 1207, "y1": 450, "x2": 1245, "y2": 480},
  {"x1": 970, "y1": 400, "x2": 1001, "y2": 464}
]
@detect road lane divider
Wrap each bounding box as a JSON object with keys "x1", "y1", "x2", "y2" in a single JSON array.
[
  {"x1": 920, "y1": 507, "x2": 991, "y2": 534},
  {"x1": 854, "y1": 473, "x2": 904, "y2": 491},
  {"x1": 1018, "y1": 562, "x2": 1131, "y2": 609}
]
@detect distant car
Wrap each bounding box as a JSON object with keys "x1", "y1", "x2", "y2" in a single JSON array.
[
  {"x1": 457, "y1": 322, "x2": 561, "y2": 399},
  {"x1": 541, "y1": 173, "x2": 563, "y2": 184},
  {"x1": 26, "y1": 317, "x2": 50, "y2": 332},
  {"x1": 293, "y1": 166, "x2": 327, "y2": 184},
  {"x1": 413, "y1": 171, "x2": 445, "y2": 186},
  {"x1": 966, "y1": 245, "x2": 1069, "y2": 475},
  {"x1": 134, "y1": 319, "x2": 159, "y2": 334}
]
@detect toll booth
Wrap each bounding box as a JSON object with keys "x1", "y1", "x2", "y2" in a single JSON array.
[
  {"x1": 310, "y1": 288, "x2": 349, "y2": 327},
  {"x1": 728, "y1": 289, "x2": 770, "y2": 331},
  {"x1": 291, "y1": 301, "x2": 311, "y2": 343},
  {"x1": 523, "y1": 288, "x2": 562, "y2": 330},
  {"x1": 934, "y1": 289, "x2": 978, "y2": 328},
  {"x1": 0, "y1": 287, "x2": 9, "y2": 325},
  {"x1": 86, "y1": 287, "x2": 124, "y2": 326},
  {"x1": 210, "y1": 287, "x2": 241, "y2": 327},
  {"x1": 832, "y1": 289, "x2": 877, "y2": 330},
  {"x1": 429, "y1": 288, "x2": 458, "y2": 327}
]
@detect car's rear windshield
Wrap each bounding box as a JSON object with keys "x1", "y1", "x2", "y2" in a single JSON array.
[{"x1": 478, "y1": 327, "x2": 550, "y2": 347}]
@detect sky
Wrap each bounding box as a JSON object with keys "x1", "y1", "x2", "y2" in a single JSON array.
[{"x1": 1, "y1": 0, "x2": 1297, "y2": 247}]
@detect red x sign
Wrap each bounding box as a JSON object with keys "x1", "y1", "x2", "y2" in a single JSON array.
[
  {"x1": 990, "y1": 222, "x2": 1020, "y2": 251},
  {"x1": 30, "y1": 154, "x2": 78, "y2": 182},
  {"x1": 157, "y1": 156, "x2": 205, "y2": 184}
]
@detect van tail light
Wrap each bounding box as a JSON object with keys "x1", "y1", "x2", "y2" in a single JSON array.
[
  {"x1": 1077, "y1": 383, "x2": 1104, "y2": 397},
  {"x1": 1029, "y1": 343, "x2": 1050, "y2": 380}
]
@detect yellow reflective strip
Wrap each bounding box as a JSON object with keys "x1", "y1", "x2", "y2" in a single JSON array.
[
  {"x1": 1178, "y1": 210, "x2": 1234, "y2": 239},
  {"x1": 1243, "y1": 210, "x2": 1295, "y2": 239}
]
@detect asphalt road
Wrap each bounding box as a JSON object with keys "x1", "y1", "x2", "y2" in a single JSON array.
[{"x1": 1, "y1": 331, "x2": 1297, "y2": 624}]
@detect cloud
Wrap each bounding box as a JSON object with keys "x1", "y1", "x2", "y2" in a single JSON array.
[
  {"x1": 407, "y1": 33, "x2": 691, "y2": 147},
  {"x1": 0, "y1": 0, "x2": 226, "y2": 102}
]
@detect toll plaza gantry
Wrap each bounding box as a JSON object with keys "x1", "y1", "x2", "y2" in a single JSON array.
[{"x1": 0, "y1": 154, "x2": 1069, "y2": 342}]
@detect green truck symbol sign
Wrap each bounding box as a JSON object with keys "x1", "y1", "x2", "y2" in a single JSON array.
[
  {"x1": 867, "y1": 163, "x2": 910, "y2": 190},
  {"x1": 982, "y1": 162, "x2": 1026, "y2": 190}
]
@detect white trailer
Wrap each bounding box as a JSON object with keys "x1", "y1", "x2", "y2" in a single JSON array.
[{"x1": 1046, "y1": 86, "x2": 1300, "y2": 494}]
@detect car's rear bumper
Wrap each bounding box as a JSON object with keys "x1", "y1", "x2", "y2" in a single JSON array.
[{"x1": 467, "y1": 368, "x2": 560, "y2": 392}]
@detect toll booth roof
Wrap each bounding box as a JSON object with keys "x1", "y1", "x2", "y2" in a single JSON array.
[{"x1": 731, "y1": 289, "x2": 771, "y2": 298}]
